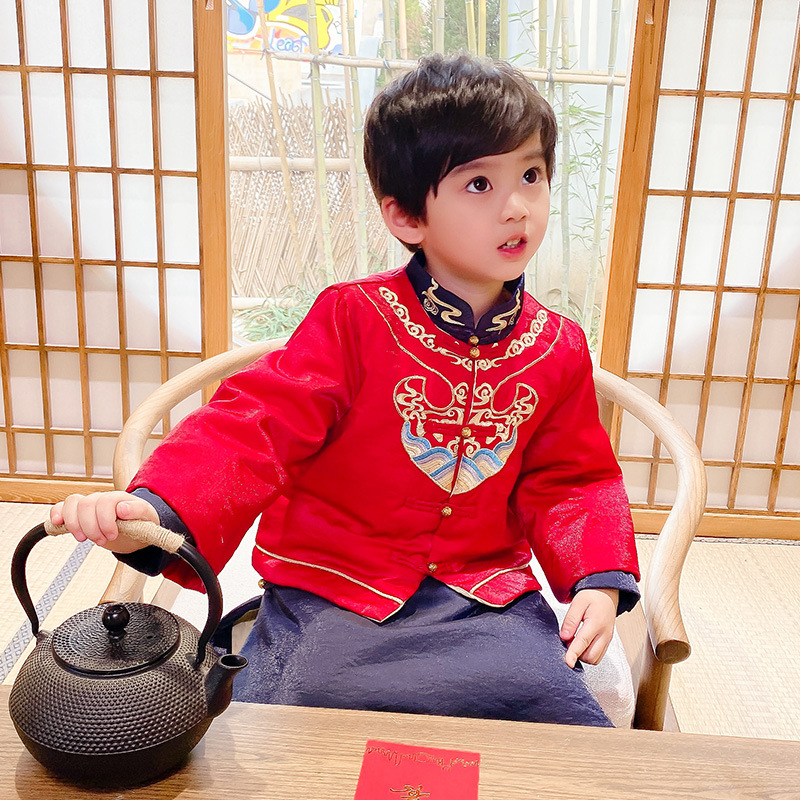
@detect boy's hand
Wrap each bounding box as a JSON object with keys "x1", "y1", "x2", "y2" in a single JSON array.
[
  {"x1": 559, "y1": 588, "x2": 619, "y2": 669},
  {"x1": 50, "y1": 491, "x2": 159, "y2": 554}
]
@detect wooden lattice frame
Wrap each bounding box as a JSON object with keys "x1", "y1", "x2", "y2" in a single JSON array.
[{"x1": 601, "y1": 0, "x2": 800, "y2": 539}]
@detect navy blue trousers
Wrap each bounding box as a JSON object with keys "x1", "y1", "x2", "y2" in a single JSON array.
[{"x1": 229, "y1": 578, "x2": 612, "y2": 727}]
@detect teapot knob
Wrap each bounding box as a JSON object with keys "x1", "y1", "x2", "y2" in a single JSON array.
[{"x1": 101, "y1": 603, "x2": 131, "y2": 639}]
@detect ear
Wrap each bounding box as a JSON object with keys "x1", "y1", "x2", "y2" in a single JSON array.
[{"x1": 380, "y1": 197, "x2": 425, "y2": 246}]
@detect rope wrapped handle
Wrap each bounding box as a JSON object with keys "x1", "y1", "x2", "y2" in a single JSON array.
[{"x1": 44, "y1": 518, "x2": 186, "y2": 555}]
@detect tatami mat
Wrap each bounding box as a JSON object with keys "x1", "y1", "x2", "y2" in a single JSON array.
[{"x1": 1, "y1": 501, "x2": 797, "y2": 740}]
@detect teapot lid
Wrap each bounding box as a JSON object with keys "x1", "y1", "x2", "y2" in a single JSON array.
[{"x1": 52, "y1": 602, "x2": 180, "y2": 675}]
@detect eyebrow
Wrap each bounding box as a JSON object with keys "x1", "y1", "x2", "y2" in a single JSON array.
[{"x1": 450, "y1": 149, "x2": 547, "y2": 175}]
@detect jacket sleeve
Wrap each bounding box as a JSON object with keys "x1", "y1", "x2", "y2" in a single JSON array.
[
  {"x1": 509, "y1": 325, "x2": 639, "y2": 605},
  {"x1": 127, "y1": 286, "x2": 360, "y2": 590}
]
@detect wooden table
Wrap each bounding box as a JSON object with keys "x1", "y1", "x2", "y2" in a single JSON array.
[{"x1": 1, "y1": 685, "x2": 798, "y2": 799}]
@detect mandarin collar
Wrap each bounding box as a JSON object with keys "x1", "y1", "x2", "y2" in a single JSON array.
[{"x1": 404, "y1": 252, "x2": 524, "y2": 345}]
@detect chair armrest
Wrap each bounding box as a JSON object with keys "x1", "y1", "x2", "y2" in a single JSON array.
[{"x1": 593, "y1": 367, "x2": 707, "y2": 665}]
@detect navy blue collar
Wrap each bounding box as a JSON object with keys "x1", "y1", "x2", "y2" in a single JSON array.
[{"x1": 405, "y1": 252, "x2": 524, "y2": 345}]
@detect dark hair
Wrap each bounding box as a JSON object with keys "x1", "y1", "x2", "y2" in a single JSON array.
[{"x1": 364, "y1": 52, "x2": 557, "y2": 230}]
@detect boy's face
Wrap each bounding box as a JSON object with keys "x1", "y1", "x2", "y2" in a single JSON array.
[{"x1": 400, "y1": 134, "x2": 550, "y2": 298}]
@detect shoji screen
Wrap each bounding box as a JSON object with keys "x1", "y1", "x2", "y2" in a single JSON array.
[
  {"x1": 0, "y1": 0, "x2": 228, "y2": 501},
  {"x1": 603, "y1": 0, "x2": 800, "y2": 538}
]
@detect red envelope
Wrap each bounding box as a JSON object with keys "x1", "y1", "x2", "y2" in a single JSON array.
[{"x1": 354, "y1": 739, "x2": 480, "y2": 799}]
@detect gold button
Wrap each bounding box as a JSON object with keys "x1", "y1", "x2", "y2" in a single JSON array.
[
  {"x1": 461, "y1": 426, "x2": 472, "y2": 437},
  {"x1": 258, "y1": 578, "x2": 267, "y2": 590},
  {"x1": 469, "y1": 347, "x2": 480, "y2": 358},
  {"x1": 441, "y1": 505, "x2": 452, "y2": 517},
  {"x1": 427, "y1": 562, "x2": 438, "y2": 573},
  {"x1": 468, "y1": 335, "x2": 479, "y2": 345}
]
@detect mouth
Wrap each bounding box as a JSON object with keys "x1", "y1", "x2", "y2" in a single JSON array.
[{"x1": 498, "y1": 236, "x2": 527, "y2": 252}]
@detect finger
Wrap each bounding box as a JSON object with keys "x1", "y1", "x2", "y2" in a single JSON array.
[
  {"x1": 50, "y1": 501, "x2": 65, "y2": 527},
  {"x1": 60, "y1": 494, "x2": 88, "y2": 542},
  {"x1": 116, "y1": 497, "x2": 158, "y2": 525},
  {"x1": 75, "y1": 495, "x2": 108, "y2": 546},
  {"x1": 560, "y1": 597, "x2": 589, "y2": 641},
  {"x1": 95, "y1": 494, "x2": 125, "y2": 541},
  {"x1": 579, "y1": 633, "x2": 612, "y2": 666},
  {"x1": 564, "y1": 627, "x2": 595, "y2": 669}
]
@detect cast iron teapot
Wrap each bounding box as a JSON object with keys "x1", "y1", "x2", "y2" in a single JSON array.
[{"x1": 9, "y1": 519, "x2": 248, "y2": 786}]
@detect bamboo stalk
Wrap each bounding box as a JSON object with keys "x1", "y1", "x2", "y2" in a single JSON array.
[
  {"x1": 582, "y1": 0, "x2": 622, "y2": 335},
  {"x1": 397, "y1": 0, "x2": 409, "y2": 58},
  {"x1": 341, "y1": 0, "x2": 371, "y2": 278},
  {"x1": 466, "y1": 0, "x2": 478, "y2": 53},
  {"x1": 266, "y1": 50, "x2": 627, "y2": 85},
  {"x1": 557, "y1": 0, "x2": 571, "y2": 315},
  {"x1": 435, "y1": 0, "x2": 445, "y2": 52},
  {"x1": 306, "y1": 0, "x2": 336, "y2": 286},
  {"x1": 381, "y1": 0, "x2": 396, "y2": 60},
  {"x1": 230, "y1": 156, "x2": 351, "y2": 171},
  {"x1": 478, "y1": 0, "x2": 486, "y2": 56},
  {"x1": 538, "y1": 0, "x2": 548, "y2": 94},
  {"x1": 256, "y1": 1, "x2": 304, "y2": 283},
  {"x1": 499, "y1": 0, "x2": 508, "y2": 59}
]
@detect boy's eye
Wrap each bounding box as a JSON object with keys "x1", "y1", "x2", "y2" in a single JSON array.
[
  {"x1": 523, "y1": 168, "x2": 541, "y2": 184},
  {"x1": 466, "y1": 176, "x2": 491, "y2": 193}
]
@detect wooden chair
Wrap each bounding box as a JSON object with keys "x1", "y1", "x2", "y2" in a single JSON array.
[{"x1": 102, "y1": 338, "x2": 706, "y2": 732}]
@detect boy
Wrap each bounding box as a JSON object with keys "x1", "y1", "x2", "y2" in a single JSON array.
[{"x1": 52, "y1": 53, "x2": 639, "y2": 727}]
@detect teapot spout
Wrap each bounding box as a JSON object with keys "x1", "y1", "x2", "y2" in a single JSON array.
[{"x1": 206, "y1": 654, "x2": 248, "y2": 718}]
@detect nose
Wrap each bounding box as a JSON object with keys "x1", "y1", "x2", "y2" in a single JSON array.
[{"x1": 502, "y1": 190, "x2": 528, "y2": 222}]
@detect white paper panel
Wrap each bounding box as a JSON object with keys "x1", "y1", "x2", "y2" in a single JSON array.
[
  {"x1": 618, "y1": 378, "x2": 659, "y2": 457},
  {"x1": 48, "y1": 351, "x2": 84, "y2": 429},
  {"x1": 705, "y1": 0, "x2": 754, "y2": 92},
  {"x1": 42, "y1": 262, "x2": 79, "y2": 347},
  {"x1": 769, "y1": 202, "x2": 800, "y2": 290},
  {"x1": 738, "y1": 100, "x2": 785, "y2": 195},
  {"x1": 649, "y1": 96, "x2": 695, "y2": 191},
  {"x1": 618, "y1": 460, "x2": 650, "y2": 505},
  {"x1": 128, "y1": 355, "x2": 164, "y2": 434},
  {"x1": 638, "y1": 195, "x2": 683, "y2": 284},
  {"x1": 775, "y1": 470, "x2": 800, "y2": 512},
  {"x1": 0, "y1": 375, "x2": 4, "y2": 426},
  {"x1": 665, "y1": 379, "x2": 702, "y2": 443},
  {"x1": 734, "y1": 467, "x2": 771, "y2": 510},
  {"x1": 705, "y1": 465, "x2": 733, "y2": 508},
  {"x1": 88, "y1": 353, "x2": 122, "y2": 430},
  {"x1": 83, "y1": 264, "x2": 120, "y2": 348},
  {"x1": 742, "y1": 383, "x2": 784, "y2": 463},
  {"x1": 14, "y1": 433, "x2": 47, "y2": 474},
  {"x1": 23, "y1": 0, "x2": 63, "y2": 67},
  {"x1": 1, "y1": 261, "x2": 38, "y2": 344},
  {"x1": 713, "y1": 292, "x2": 756, "y2": 377},
  {"x1": 628, "y1": 290, "x2": 671, "y2": 373},
  {"x1": 703, "y1": 381, "x2": 743, "y2": 462},
  {"x1": 66, "y1": 0, "x2": 107, "y2": 68},
  {"x1": 119, "y1": 174, "x2": 157, "y2": 262},
  {"x1": 783, "y1": 106, "x2": 800, "y2": 194},
  {"x1": 72, "y1": 74, "x2": 111, "y2": 167},
  {"x1": 53, "y1": 434, "x2": 85, "y2": 475},
  {"x1": 725, "y1": 199, "x2": 770, "y2": 287},
  {"x1": 28, "y1": 73, "x2": 69, "y2": 165},
  {"x1": 0, "y1": 171, "x2": 32, "y2": 256},
  {"x1": 660, "y1": 0, "x2": 707, "y2": 90},
  {"x1": 751, "y1": 0, "x2": 800, "y2": 93},
  {"x1": 124, "y1": 266, "x2": 161, "y2": 349},
  {"x1": 91, "y1": 435, "x2": 115, "y2": 477},
  {"x1": 156, "y1": 0, "x2": 194, "y2": 72},
  {"x1": 784, "y1": 390, "x2": 800, "y2": 465},
  {"x1": 754, "y1": 294, "x2": 799, "y2": 379},
  {"x1": 693, "y1": 98, "x2": 740, "y2": 192},
  {"x1": 158, "y1": 78, "x2": 197, "y2": 171},
  {"x1": 110, "y1": 0, "x2": 150, "y2": 70},
  {"x1": 8, "y1": 350, "x2": 44, "y2": 427},
  {"x1": 682, "y1": 198, "x2": 727, "y2": 285},
  {"x1": 165, "y1": 268, "x2": 201, "y2": 351},
  {"x1": 162, "y1": 177, "x2": 199, "y2": 263},
  {"x1": 654, "y1": 462, "x2": 677, "y2": 506},
  {"x1": 0, "y1": 72, "x2": 26, "y2": 163},
  {"x1": 0, "y1": 0, "x2": 20, "y2": 65},
  {"x1": 671, "y1": 291, "x2": 714, "y2": 375},
  {"x1": 77, "y1": 171, "x2": 116, "y2": 260},
  {"x1": 0, "y1": 436, "x2": 8, "y2": 472},
  {"x1": 115, "y1": 76, "x2": 154, "y2": 170},
  {"x1": 168, "y1": 356, "x2": 202, "y2": 427},
  {"x1": 35, "y1": 170, "x2": 73, "y2": 258}
]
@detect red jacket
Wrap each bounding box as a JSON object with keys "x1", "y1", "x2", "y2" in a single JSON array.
[{"x1": 131, "y1": 267, "x2": 639, "y2": 621}]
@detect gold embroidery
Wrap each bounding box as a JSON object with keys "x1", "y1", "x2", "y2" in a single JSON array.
[
  {"x1": 422, "y1": 278, "x2": 466, "y2": 326},
  {"x1": 474, "y1": 308, "x2": 549, "y2": 370},
  {"x1": 486, "y1": 290, "x2": 522, "y2": 332}
]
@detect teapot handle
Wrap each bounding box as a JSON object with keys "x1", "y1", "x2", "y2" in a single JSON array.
[{"x1": 11, "y1": 521, "x2": 223, "y2": 666}]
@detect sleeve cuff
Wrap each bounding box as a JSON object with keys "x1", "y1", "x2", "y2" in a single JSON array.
[
  {"x1": 114, "y1": 488, "x2": 196, "y2": 576},
  {"x1": 572, "y1": 570, "x2": 640, "y2": 615}
]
